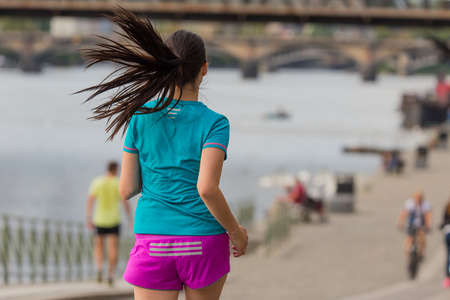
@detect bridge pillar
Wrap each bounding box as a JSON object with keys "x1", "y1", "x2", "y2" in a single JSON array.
[
  {"x1": 21, "y1": 54, "x2": 41, "y2": 72},
  {"x1": 267, "y1": 66, "x2": 278, "y2": 73},
  {"x1": 20, "y1": 34, "x2": 41, "y2": 72},
  {"x1": 240, "y1": 59, "x2": 259, "y2": 79},
  {"x1": 239, "y1": 38, "x2": 260, "y2": 79},
  {"x1": 360, "y1": 63, "x2": 376, "y2": 82},
  {"x1": 396, "y1": 52, "x2": 413, "y2": 76},
  {"x1": 360, "y1": 43, "x2": 377, "y2": 82}
]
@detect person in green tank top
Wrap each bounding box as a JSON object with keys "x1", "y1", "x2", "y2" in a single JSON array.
[{"x1": 86, "y1": 161, "x2": 133, "y2": 285}]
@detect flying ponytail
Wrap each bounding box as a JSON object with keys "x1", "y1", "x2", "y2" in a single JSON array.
[{"x1": 77, "y1": 7, "x2": 207, "y2": 140}]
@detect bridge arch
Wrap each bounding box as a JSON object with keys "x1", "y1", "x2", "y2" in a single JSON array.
[{"x1": 261, "y1": 46, "x2": 358, "y2": 72}]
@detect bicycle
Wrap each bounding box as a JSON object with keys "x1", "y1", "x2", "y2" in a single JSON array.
[{"x1": 407, "y1": 228, "x2": 421, "y2": 279}]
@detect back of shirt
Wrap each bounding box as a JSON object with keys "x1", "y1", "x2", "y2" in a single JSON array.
[
  {"x1": 124, "y1": 100, "x2": 229, "y2": 236},
  {"x1": 90, "y1": 176, "x2": 121, "y2": 228}
]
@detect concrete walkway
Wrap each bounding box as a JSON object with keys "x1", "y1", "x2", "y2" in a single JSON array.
[
  {"x1": 2, "y1": 140, "x2": 450, "y2": 300},
  {"x1": 0, "y1": 280, "x2": 133, "y2": 300},
  {"x1": 221, "y1": 145, "x2": 450, "y2": 300}
]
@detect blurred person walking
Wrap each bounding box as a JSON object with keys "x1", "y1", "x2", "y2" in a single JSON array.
[
  {"x1": 397, "y1": 190, "x2": 432, "y2": 259},
  {"x1": 86, "y1": 161, "x2": 132, "y2": 286},
  {"x1": 439, "y1": 198, "x2": 450, "y2": 288},
  {"x1": 435, "y1": 72, "x2": 450, "y2": 109},
  {"x1": 78, "y1": 8, "x2": 248, "y2": 300}
]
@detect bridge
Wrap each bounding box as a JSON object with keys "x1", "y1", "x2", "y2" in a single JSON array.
[
  {"x1": 3, "y1": 0, "x2": 450, "y2": 26},
  {"x1": 0, "y1": 32, "x2": 102, "y2": 72},
  {"x1": 206, "y1": 36, "x2": 440, "y2": 80},
  {"x1": 0, "y1": 31, "x2": 442, "y2": 80},
  {"x1": 1, "y1": 0, "x2": 449, "y2": 79}
]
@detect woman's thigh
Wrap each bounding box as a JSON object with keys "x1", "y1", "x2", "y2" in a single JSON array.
[
  {"x1": 134, "y1": 286, "x2": 179, "y2": 300},
  {"x1": 184, "y1": 274, "x2": 227, "y2": 300}
]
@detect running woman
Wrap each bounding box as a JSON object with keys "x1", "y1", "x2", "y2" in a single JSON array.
[{"x1": 78, "y1": 8, "x2": 248, "y2": 300}]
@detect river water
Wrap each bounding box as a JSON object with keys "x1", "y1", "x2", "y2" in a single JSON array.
[{"x1": 0, "y1": 66, "x2": 435, "y2": 222}]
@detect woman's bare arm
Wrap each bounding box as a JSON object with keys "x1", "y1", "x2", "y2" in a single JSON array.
[
  {"x1": 119, "y1": 152, "x2": 142, "y2": 200},
  {"x1": 197, "y1": 148, "x2": 248, "y2": 257}
]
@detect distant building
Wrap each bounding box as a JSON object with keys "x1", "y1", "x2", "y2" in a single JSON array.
[{"x1": 50, "y1": 17, "x2": 114, "y2": 38}]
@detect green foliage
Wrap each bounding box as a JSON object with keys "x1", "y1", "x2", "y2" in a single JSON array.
[
  {"x1": 414, "y1": 63, "x2": 450, "y2": 74},
  {"x1": 304, "y1": 24, "x2": 334, "y2": 38},
  {"x1": 209, "y1": 53, "x2": 239, "y2": 68},
  {"x1": 0, "y1": 17, "x2": 50, "y2": 32},
  {"x1": 377, "y1": 61, "x2": 396, "y2": 74},
  {"x1": 48, "y1": 52, "x2": 84, "y2": 66}
]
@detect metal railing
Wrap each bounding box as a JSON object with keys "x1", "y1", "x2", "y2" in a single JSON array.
[
  {"x1": 0, "y1": 214, "x2": 134, "y2": 285},
  {"x1": 0, "y1": 200, "x2": 257, "y2": 285},
  {"x1": 235, "y1": 198, "x2": 255, "y2": 230},
  {"x1": 264, "y1": 202, "x2": 293, "y2": 253}
]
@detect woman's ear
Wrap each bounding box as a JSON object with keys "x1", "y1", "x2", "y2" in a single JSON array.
[{"x1": 201, "y1": 61, "x2": 208, "y2": 76}]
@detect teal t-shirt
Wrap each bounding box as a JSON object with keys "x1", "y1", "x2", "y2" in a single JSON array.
[{"x1": 123, "y1": 99, "x2": 229, "y2": 236}]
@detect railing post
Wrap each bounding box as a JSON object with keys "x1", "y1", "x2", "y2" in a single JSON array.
[
  {"x1": 87, "y1": 230, "x2": 94, "y2": 279},
  {"x1": 236, "y1": 199, "x2": 255, "y2": 229},
  {"x1": 29, "y1": 219, "x2": 37, "y2": 283},
  {"x1": 1, "y1": 215, "x2": 10, "y2": 285},
  {"x1": 54, "y1": 222, "x2": 61, "y2": 281},
  {"x1": 65, "y1": 223, "x2": 73, "y2": 281},
  {"x1": 264, "y1": 202, "x2": 292, "y2": 254},
  {"x1": 76, "y1": 224, "x2": 83, "y2": 281},
  {"x1": 41, "y1": 220, "x2": 49, "y2": 282},
  {"x1": 16, "y1": 217, "x2": 25, "y2": 284}
]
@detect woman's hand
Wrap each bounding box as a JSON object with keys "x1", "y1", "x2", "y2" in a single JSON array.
[{"x1": 229, "y1": 225, "x2": 248, "y2": 258}]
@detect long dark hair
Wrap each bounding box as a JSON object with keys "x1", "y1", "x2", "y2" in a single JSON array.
[{"x1": 77, "y1": 8, "x2": 207, "y2": 140}]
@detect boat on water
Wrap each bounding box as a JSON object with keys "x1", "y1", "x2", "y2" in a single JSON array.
[{"x1": 264, "y1": 106, "x2": 290, "y2": 120}]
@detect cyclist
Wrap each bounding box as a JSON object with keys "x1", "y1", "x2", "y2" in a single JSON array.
[{"x1": 397, "y1": 190, "x2": 432, "y2": 259}]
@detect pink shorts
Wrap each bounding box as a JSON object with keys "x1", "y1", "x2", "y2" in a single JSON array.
[{"x1": 123, "y1": 233, "x2": 230, "y2": 290}]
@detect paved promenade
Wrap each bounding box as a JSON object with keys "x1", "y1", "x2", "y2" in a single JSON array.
[
  {"x1": 221, "y1": 143, "x2": 450, "y2": 300},
  {"x1": 2, "y1": 137, "x2": 450, "y2": 300},
  {"x1": 0, "y1": 280, "x2": 132, "y2": 300}
]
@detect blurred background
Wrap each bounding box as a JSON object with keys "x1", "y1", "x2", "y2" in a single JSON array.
[{"x1": 2, "y1": 1, "x2": 450, "y2": 300}]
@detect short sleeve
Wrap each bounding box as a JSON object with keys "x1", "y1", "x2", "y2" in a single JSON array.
[
  {"x1": 423, "y1": 201, "x2": 432, "y2": 212},
  {"x1": 404, "y1": 199, "x2": 414, "y2": 211},
  {"x1": 123, "y1": 116, "x2": 139, "y2": 154},
  {"x1": 203, "y1": 116, "x2": 229, "y2": 160}
]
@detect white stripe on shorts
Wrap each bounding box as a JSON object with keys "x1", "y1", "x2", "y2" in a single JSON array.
[
  {"x1": 149, "y1": 251, "x2": 202, "y2": 257},
  {"x1": 148, "y1": 241, "x2": 203, "y2": 257},
  {"x1": 150, "y1": 241, "x2": 201, "y2": 247},
  {"x1": 149, "y1": 246, "x2": 202, "y2": 252}
]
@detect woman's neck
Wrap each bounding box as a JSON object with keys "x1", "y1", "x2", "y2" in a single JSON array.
[{"x1": 174, "y1": 85, "x2": 199, "y2": 101}]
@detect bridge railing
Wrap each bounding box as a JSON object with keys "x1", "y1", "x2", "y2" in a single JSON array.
[
  {"x1": 0, "y1": 214, "x2": 134, "y2": 285},
  {"x1": 1, "y1": 0, "x2": 450, "y2": 10}
]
